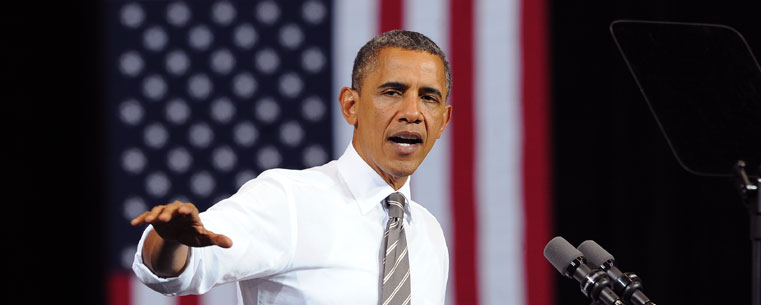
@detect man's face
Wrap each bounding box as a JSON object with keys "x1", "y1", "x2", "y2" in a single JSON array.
[{"x1": 340, "y1": 47, "x2": 452, "y2": 186}]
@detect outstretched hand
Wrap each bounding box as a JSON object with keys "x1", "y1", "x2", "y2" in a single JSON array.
[{"x1": 131, "y1": 201, "x2": 233, "y2": 248}]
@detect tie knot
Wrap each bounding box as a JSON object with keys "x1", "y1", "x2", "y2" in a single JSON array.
[{"x1": 385, "y1": 192, "x2": 406, "y2": 219}]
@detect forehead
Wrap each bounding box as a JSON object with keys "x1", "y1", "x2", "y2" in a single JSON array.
[{"x1": 366, "y1": 47, "x2": 447, "y2": 89}]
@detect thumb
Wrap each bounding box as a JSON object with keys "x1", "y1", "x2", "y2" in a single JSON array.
[{"x1": 210, "y1": 233, "x2": 233, "y2": 248}]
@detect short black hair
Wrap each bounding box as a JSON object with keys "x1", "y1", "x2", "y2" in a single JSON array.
[{"x1": 351, "y1": 30, "x2": 452, "y2": 98}]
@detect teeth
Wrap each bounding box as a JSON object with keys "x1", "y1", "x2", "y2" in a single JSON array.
[{"x1": 394, "y1": 134, "x2": 419, "y2": 140}]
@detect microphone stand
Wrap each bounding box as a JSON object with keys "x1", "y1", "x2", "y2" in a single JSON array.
[{"x1": 733, "y1": 161, "x2": 760, "y2": 305}]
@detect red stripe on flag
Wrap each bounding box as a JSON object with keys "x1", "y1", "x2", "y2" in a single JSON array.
[
  {"x1": 520, "y1": 0, "x2": 554, "y2": 305},
  {"x1": 109, "y1": 272, "x2": 131, "y2": 305},
  {"x1": 178, "y1": 295, "x2": 200, "y2": 305},
  {"x1": 449, "y1": 0, "x2": 479, "y2": 304},
  {"x1": 378, "y1": 0, "x2": 403, "y2": 32}
]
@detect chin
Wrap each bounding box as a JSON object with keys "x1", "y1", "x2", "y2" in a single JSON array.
[{"x1": 385, "y1": 162, "x2": 420, "y2": 178}]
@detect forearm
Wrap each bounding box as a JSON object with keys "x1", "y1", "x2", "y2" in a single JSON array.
[{"x1": 142, "y1": 229, "x2": 190, "y2": 278}]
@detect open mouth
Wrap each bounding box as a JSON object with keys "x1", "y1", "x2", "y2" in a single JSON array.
[{"x1": 388, "y1": 132, "x2": 423, "y2": 145}]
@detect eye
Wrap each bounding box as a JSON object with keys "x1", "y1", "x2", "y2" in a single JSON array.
[
  {"x1": 383, "y1": 90, "x2": 402, "y2": 97},
  {"x1": 422, "y1": 95, "x2": 439, "y2": 103}
]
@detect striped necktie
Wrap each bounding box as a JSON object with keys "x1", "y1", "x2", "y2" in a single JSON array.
[{"x1": 381, "y1": 192, "x2": 411, "y2": 305}]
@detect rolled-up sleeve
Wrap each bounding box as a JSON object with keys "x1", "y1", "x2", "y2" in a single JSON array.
[{"x1": 131, "y1": 169, "x2": 298, "y2": 296}]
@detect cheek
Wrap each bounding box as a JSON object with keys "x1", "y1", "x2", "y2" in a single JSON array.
[{"x1": 424, "y1": 109, "x2": 443, "y2": 131}]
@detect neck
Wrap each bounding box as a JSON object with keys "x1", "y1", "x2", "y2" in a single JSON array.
[
  {"x1": 383, "y1": 174, "x2": 408, "y2": 191},
  {"x1": 351, "y1": 141, "x2": 408, "y2": 191}
]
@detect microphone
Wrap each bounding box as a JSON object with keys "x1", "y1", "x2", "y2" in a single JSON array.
[
  {"x1": 544, "y1": 236, "x2": 625, "y2": 305},
  {"x1": 578, "y1": 240, "x2": 656, "y2": 305}
]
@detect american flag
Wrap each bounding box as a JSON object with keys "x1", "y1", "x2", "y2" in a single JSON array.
[{"x1": 106, "y1": 1, "x2": 552, "y2": 305}]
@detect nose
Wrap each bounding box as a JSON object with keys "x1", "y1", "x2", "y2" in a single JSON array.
[{"x1": 398, "y1": 93, "x2": 423, "y2": 124}]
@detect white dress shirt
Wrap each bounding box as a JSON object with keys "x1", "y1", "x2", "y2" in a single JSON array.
[{"x1": 133, "y1": 144, "x2": 449, "y2": 305}]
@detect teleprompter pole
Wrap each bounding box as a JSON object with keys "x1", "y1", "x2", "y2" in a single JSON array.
[{"x1": 734, "y1": 161, "x2": 760, "y2": 305}]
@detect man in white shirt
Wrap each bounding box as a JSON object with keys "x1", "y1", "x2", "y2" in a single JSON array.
[{"x1": 131, "y1": 29, "x2": 453, "y2": 304}]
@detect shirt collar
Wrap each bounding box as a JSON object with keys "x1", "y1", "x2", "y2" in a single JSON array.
[{"x1": 336, "y1": 143, "x2": 412, "y2": 218}]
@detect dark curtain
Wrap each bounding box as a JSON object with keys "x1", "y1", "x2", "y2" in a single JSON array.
[{"x1": 6, "y1": 1, "x2": 105, "y2": 304}]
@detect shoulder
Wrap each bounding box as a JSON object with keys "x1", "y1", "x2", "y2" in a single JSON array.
[
  {"x1": 239, "y1": 161, "x2": 340, "y2": 192},
  {"x1": 203, "y1": 163, "x2": 344, "y2": 230}
]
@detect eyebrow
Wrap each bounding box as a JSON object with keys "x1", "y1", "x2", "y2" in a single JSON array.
[
  {"x1": 378, "y1": 81, "x2": 408, "y2": 91},
  {"x1": 419, "y1": 87, "x2": 443, "y2": 99},
  {"x1": 378, "y1": 81, "x2": 443, "y2": 99}
]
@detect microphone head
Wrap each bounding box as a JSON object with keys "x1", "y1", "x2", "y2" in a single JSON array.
[
  {"x1": 544, "y1": 236, "x2": 584, "y2": 274},
  {"x1": 577, "y1": 240, "x2": 615, "y2": 267}
]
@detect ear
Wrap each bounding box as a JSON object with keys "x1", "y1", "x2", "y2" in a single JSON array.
[
  {"x1": 338, "y1": 87, "x2": 359, "y2": 126},
  {"x1": 436, "y1": 104, "x2": 453, "y2": 139}
]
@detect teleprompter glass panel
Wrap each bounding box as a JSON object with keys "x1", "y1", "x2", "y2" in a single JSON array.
[{"x1": 611, "y1": 20, "x2": 761, "y2": 176}]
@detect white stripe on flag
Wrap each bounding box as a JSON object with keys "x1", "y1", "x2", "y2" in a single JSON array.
[
  {"x1": 404, "y1": 0, "x2": 450, "y2": 50},
  {"x1": 332, "y1": 0, "x2": 378, "y2": 157},
  {"x1": 475, "y1": 0, "x2": 525, "y2": 305}
]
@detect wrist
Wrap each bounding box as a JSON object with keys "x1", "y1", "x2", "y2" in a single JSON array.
[{"x1": 143, "y1": 229, "x2": 190, "y2": 278}]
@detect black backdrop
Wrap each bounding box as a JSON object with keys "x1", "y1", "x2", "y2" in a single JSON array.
[
  {"x1": 5, "y1": 2, "x2": 105, "y2": 304},
  {"x1": 6, "y1": 1, "x2": 760, "y2": 304},
  {"x1": 550, "y1": 1, "x2": 759, "y2": 305}
]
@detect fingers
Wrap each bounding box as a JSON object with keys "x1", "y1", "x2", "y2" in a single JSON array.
[
  {"x1": 130, "y1": 211, "x2": 149, "y2": 226},
  {"x1": 146, "y1": 204, "x2": 169, "y2": 223},
  {"x1": 176, "y1": 204, "x2": 195, "y2": 216},
  {"x1": 157, "y1": 203, "x2": 183, "y2": 222},
  {"x1": 129, "y1": 201, "x2": 196, "y2": 226}
]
